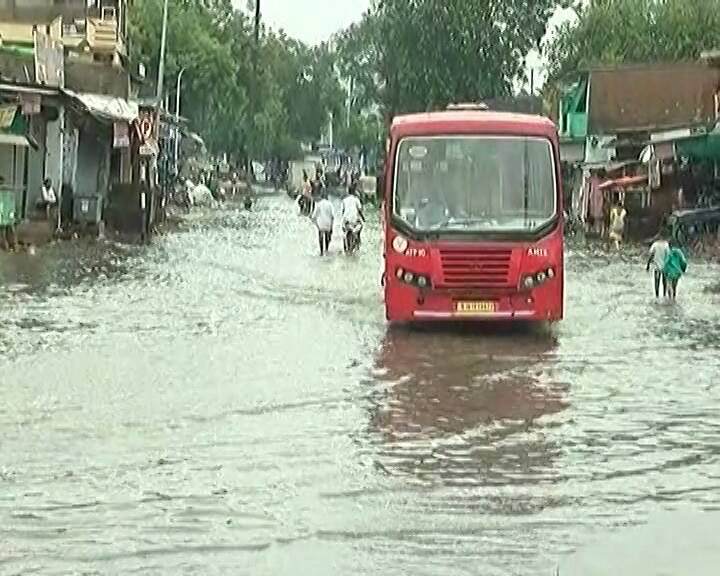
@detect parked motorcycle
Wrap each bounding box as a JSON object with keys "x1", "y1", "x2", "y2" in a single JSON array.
[{"x1": 297, "y1": 194, "x2": 314, "y2": 217}]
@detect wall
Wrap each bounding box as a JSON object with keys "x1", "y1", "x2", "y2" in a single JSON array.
[
  {"x1": 0, "y1": 18, "x2": 62, "y2": 44},
  {"x1": 0, "y1": 143, "x2": 14, "y2": 182},
  {"x1": 0, "y1": 0, "x2": 85, "y2": 23},
  {"x1": 14, "y1": 144, "x2": 25, "y2": 217},
  {"x1": 44, "y1": 108, "x2": 63, "y2": 197},
  {"x1": 65, "y1": 59, "x2": 129, "y2": 98},
  {"x1": 0, "y1": 52, "x2": 35, "y2": 83},
  {"x1": 588, "y1": 64, "x2": 720, "y2": 134}
]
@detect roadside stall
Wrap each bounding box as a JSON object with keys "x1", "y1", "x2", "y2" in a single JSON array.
[{"x1": 0, "y1": 105, "x2": 33, "y2": 247}]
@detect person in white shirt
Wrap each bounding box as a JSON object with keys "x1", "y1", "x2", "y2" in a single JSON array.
[
  {"x1": 312, "y1": 190, "x2": 334, "y2": 255},
  {"x1": 341, "y1": 190, "x2": 365, "y2": 251},
  {"x1": 39, "y1": 178, "x2": 57, "y2": 221},
  {"x1": 646, "y1": 232, "x2": 671, "y2": 298}
]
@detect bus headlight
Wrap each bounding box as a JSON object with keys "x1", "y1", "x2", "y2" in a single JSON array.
[
  {"x1": 521, "y1": 267, "x2": 556, "y2": 291},
  {"x1": 392, "y1": 235, "x2": 409, "y2": 254},
  {"x1": 395, "y1": 267, "x2": 429, "y2": 288}
]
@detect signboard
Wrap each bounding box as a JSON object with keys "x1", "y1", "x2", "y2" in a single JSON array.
[
  {"x1": 0, "y1": 105, "x2": 17, "y2": 129},
  {"x1": 139, "y1": 114, "x2": 154, "y2": 142},
  {"x1": 20, "y1": 93, "x2": 41, "y2": 115},
  {"x1": 139, "y1": 140, "x2": 159, "y2": 157},
  {"x1": 113, "y1": 121, "x2": 129, "y2": 148}
]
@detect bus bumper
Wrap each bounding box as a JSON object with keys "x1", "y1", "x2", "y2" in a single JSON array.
[
  {"x1": 385, "y1": 287, "x2": 563, "y2": 322},
  {"x1": 411, "y1": 309, "x2": 541, "y2": 320}
]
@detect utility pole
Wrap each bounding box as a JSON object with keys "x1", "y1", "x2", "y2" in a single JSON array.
[
  {"x1": 249, "y1": 0, "x2": 261, "y2": 173},
  {"x1": 254, "y1": 0, "x2": 261, "y2": 46},
  {"x1": 156, "y1": 0, "x2": 170, "y2": 102},
  {"x1": 174, "y1": 67, "x2": 187, "y2": 170},
  {"x1": 530, "y1": 68, "x2": 535, "y2": 96},
  {"x1": 346, "y1": 76, "x2": 353, "y2": 130}
]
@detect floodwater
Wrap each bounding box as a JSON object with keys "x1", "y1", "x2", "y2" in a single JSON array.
[{"x1": 1, "y1": 196, "x2": 720, "y2": 576}]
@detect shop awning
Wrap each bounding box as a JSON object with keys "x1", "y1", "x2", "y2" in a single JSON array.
[
  {"x1": 676, "y1": 133, "x2": 720, "y2": 160},
  {"x1": 0, "y1": 133, "x2": 29, "y2": 146},
  {"x1": 64, "y1": 89, "x2": 139, "y2": 123},
  {"x1": 598, "y1": 174, "x2": 647, "y2": 190},
  {"x1": 0, "y1": 107, "x2": 32, "y2": 147}
]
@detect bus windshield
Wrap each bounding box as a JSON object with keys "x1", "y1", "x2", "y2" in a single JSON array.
[{"x1": 393, "y1": 135, "x2": 557, "y2": 233}]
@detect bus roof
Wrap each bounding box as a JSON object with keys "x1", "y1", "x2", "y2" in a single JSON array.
[{"x1": 390, "y1": 110, "x2": 557, "y2": 140}]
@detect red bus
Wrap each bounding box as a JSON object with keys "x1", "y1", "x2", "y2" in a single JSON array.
[{"x1": 381, "y1": 105, "x2": 564, "y2": 322}]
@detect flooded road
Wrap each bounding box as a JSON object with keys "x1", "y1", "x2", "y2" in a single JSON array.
[{"x1": 2, "y1": 195, "x2": 720, "y2": 575}]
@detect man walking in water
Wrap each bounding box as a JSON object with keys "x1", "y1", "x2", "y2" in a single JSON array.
[
  {"x1": 646, "y1": 232, "x2": 670, "y2": 298},
  {"x1": 312, "y1": 190, "x2": 334, "y2": 256},
  {"x1": 663, "y1": 239, "x2": 688, "y2": 300}
]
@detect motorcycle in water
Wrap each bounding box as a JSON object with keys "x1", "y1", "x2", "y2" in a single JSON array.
[
  {"x1": 343, "y1": 221, "x2": 363, "y2": 254},
  {"x1": 297, "y1": 194, "x2": 314, "y2": 217}
]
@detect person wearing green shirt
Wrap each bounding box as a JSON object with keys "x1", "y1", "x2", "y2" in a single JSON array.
[{"x1": 663, "y1": 240, "x2": 688, "y2": 300}]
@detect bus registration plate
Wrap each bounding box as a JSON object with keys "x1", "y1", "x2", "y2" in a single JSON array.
[{"x1": 455, "y1": 301, "x2": 496, "y2": 314}]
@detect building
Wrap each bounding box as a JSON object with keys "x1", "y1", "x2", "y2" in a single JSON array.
[
  {"x1": 0, "y1": 0, "x2": 129, "y2": 64},
  {"x1": 0, "y1": 0, "x2": 159, "y2": 241},
  {"x1": 555, "y1": 61, "x2": 720, "y2": 237}
]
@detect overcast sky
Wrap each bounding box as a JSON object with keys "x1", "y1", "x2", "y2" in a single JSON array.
[
  {"x1": 234, "y1": 1, "x2": 576, "y2": 86},
  {"x1": 234, "y1": 0, "x2": 371, "y2": 46}
]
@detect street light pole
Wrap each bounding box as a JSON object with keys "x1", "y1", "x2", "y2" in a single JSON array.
[
  {"x1": 249, "y1": 0, "x2": 260, "y2": 174},
  {"x1": 174, "y1": 67, "x2": 186, "y2": 169},
  {"x1": 156, "y1": 0, "x2": 170, "y2": 103},
  {"x1": 254, "y1": 0, "x2": 261, "y2": 46}
]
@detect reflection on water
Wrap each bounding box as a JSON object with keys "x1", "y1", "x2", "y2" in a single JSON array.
[
  {"x1": 0, "y1": 240, "x2": 139, "y2": 291},
  {"x1": 369, "y1": 327, "x2": 568, "y2": 487}
]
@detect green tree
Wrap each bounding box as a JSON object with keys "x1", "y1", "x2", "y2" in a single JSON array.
[
  {"x1": 336, "y1": 111, "x2": 383, "y2": 150},
  {"x1": 544, "y1": 0, "x2": 720, "y2": 83},
  {"x1": 335, "y1": 1, "x2": 561, "y2": 122},
  {"x1": 335, "y1": 14, "x2": 382, "y2": 114},
  {"x1": 370, "y1": 0, "x2": 559, "y2": 117},
  {"x1": 129, "y1": 0, "x2": 346, "y2": 160}
]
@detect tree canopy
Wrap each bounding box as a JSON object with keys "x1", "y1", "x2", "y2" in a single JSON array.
[
  {"x1": 335, "y1": 0, "x2": 560, "y2": 119},
  {"x1": 129, "y1": 0, "x2": 570, "y2": 158},
  {"x1": 544, "y1": 0, "x2": 720, "y2": 83},
  {"x1": 128, "y1": 0, "x2": 345, "y2": 159}
]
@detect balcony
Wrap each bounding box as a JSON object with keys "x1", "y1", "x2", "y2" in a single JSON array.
[
  {"x1": 0, "y1": 16, "x2": 125, "y2": 59},
  {"x1": 0, "y1": 18, "x2": 62, "y2": 46},
  {"x1": 61, "y1": 13, "x2": 125, "y2": 59},
  {"x1": 86, "y1": 16, "x2": 124, "y2": 55}
]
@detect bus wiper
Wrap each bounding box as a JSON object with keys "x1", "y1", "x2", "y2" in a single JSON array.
[
  {"x1": 451, "y1": 216, "x2": 495, "y2": 223},
  {"x1": 446, "y1": 216, "x2": 496, "y2": 227}
]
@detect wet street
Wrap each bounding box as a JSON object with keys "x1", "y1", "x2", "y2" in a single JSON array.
[{"x1": 2, "y1": 194, "x2": 720, "y2": 575}]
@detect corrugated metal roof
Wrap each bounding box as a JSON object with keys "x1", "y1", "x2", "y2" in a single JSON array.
[
  {"x1": 64, "y1": 89, "x2": 138, "y2": 123},
  {"x1": 588, "y1": 62, "x2": 720, "y2": 133}
]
